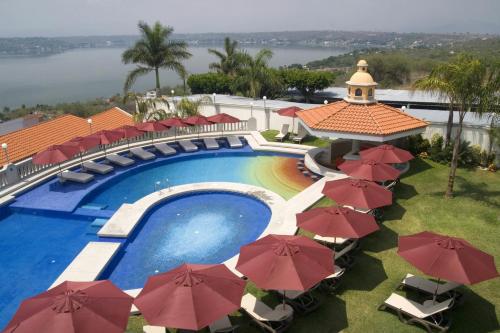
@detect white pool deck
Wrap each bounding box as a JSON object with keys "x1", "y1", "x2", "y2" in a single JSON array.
[{"x1": 48, "y1": 131, "x2": 349, "y2": 301}]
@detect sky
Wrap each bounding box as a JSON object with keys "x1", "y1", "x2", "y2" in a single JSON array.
[{"x1": 0, "y1": 0, "x2": 499, "y2": 37}]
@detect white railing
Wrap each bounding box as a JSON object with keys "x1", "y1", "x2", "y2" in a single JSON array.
[{"x1": 0, "y1": 121, "x2": 248, "y2": 192}]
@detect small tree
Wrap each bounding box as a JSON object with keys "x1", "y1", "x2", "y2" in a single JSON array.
[
  {"x1": 187, "y1": 73, "x2": 232, "y2": 94},
  {"x1": 281, "y1": 69, "x2": 335, "y2": 103}
]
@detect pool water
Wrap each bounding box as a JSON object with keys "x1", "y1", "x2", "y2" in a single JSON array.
[
  {"x1": 100, "y1": 192, "x2": 271, "y2": 290},
  {"x1": 0, "y1": 211, "x2": 98, "y2": 327}
]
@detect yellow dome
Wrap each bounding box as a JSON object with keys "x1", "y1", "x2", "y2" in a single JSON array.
[
  {"x1": 347, "y1": 71, "x2": 376, "y2": 85},
  {"x1": 357, "y1": 59, "x2": 368, "y2": 67},
  {"x1": 345, "y1": 59, "x2": 377, "y2": 104}
]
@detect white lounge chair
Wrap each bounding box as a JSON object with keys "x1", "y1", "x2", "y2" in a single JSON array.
[
  {"x1": 227, "y1": 135, "x2": 243, "y2": 148},
  {"x1": 398, "y1": 274, "x2": 462, "y2": 299},
  {"x1": 241, "y1": 293, "x2": 293, "y2": 333},
  {"x1": 130, "y1": 147, "x2": 156, "y2": 160},
  {"x1": 106, "y1": 153, "x2": 135, "y2": 167},
  {"x1": 274, "y1": 289, "x2": 320, "y2": 314},
  {"x1": 82, "y1": 161, "x2": 114, "y2": 175},
  {"x1": 203, "y1": 137, "x2": 220, "y2": 150},
  {"x1": 379, "y1": 293, "x2": 453, "y2": 333},
  {"x1": 319, "y1": 265, "x2": 346, "y2": 292},
  {"x1": 275, "y1": 124, "x2": 289, "y2": 142},
  {"x1": 58, "y1": 170, "x2": 94, "y2": 184},
  {"x1": 209, "y1": 316, "x2": 239, "y2": 333},
  {"x1": 314, "y1": 235, "x2": 350, "y2": 247},
  {"x1": 334, "y1": 240, "x2": 358, "y2": 269},
  {"x1": 143, "y1": 326, "x2": 165, "y2": 333},
  {"x1": 179, "y1": 140, "x2": 198, "y2": 152},
  {"x1": 293, "y1": 126, "x2": 307, "y2": 143},
  {"x1": 154, "y1": 143, "x2": 176, "y2": 156}
]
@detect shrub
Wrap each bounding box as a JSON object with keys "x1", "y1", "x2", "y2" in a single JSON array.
[
  {"x1": 187, "y1": 73, "x2": 232, "y2": 94},
  {"x1": 407, "y1": 134, "x2": 430, "y2": 155},
  {"x1": 429, "y1": 133, "x2": 444, "y2": 162}
]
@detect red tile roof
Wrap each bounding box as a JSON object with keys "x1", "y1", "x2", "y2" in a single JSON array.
[
  {"x1": 297, "y1": 100, "x2": 427, "y2": 136},
  {"x1": 0, "y1": 107, "x2": 133, "y2": 166}
]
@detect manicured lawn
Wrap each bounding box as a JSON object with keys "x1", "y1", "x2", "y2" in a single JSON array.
[
  {"x1": 260, "y1": 129, "x2": 331, "y2": 148},
  {"x1": 127, "y1": 158, "x2": 500, "y2": 333}
]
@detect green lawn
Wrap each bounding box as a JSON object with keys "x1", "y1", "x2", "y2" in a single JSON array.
[
  {"x1": 260, "y1": 129, "x2": 331, "y2": 148},
  {"x1": 127, "y1": 153, "x2": 500, "y2": 332}
]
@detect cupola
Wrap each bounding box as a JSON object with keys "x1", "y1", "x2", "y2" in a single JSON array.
[{"x1": 345, "y1": 60, "x2": 377, "y2": 104}]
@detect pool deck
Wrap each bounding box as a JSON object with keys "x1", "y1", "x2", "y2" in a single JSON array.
[{"x1": 49, "y1": 242, "x2": 121, "y2": 289}]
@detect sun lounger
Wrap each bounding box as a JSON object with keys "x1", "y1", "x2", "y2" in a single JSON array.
[
  {"x1": 379, "y1": 293, "x2": 454, "y2": 333},
  {"x1": 106, "y1": 153, "x2": 135, "y2": 167},
  {"x1": 314, "y1": 235, "x2": 350, "y2": 248},
  {"x1": 82, "y1": 161, "x2": 114, "y2": 175},
  {"x1": 154, "y1": 143, "x2": 177, "y2": 156},
  {"x1": 58, "y1": 170, "x2": 94, "y2": 184},
  {"x1": 275, "y1": 124, "x2": 290, "y2": 142},
  {"x1": 209, "y1": 316, "x2": 239, "y2": 333},
  {"x1": 143, "y1": 326, "x2": 166, "y2": 333},
  {"x1": 130, "y1": 147, "x2": 156, "y2": 160},
  {"x1": 179, "y1": 140, "x2": 198, "y2": 152},
  {"x1": 293, "y1": 126, "x2": 307, "y2": 143},
  {"x1": 241, "y1": 293, "x2": 293, "y2": 333},
  {"x1": 398, "y1": 274, "x2": 462, "y2": 301},
  {"x1": 227, "y1": 135, "x2": 244, "y2": 148},
  {"x1": 204, "y1": 137, "x2": 220, "y2": 150},
  {"x1": 275, "y1": 289, "x2": 321, "y2": 314},
  {"x1": 320, "y1": 265, "x2": 346, "y2": 292},
  {"x1": 334, "y1": 240, "x2": 358, "y2": 269}
]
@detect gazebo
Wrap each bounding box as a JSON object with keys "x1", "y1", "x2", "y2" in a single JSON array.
[{"x1": 297, "y1": 60, "x2": 427, "y2": 166}]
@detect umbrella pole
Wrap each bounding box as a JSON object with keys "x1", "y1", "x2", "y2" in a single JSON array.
[
  {"x1": 283, "y1": 291, "x2": 286, "y2": 310},
  {"x1": 292, "y1": 117, "x2": 295, "y2": 136},
  {"x1": 58, "y1": 163, "x2": 62, "y2": 176},
  {"x1": 432, "y1": 278, "x2": 441, "y2": 304},
  {"x1": 79, "y1": 153, "x2": 84, "y2": 167},
  {"x1": 103, "y1": 145, "x2": 107, "y2": 157}
]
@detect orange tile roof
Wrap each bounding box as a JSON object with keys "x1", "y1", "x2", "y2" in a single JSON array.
[
  {"x1": 0, "y1": 107, "x2": 133, "y2": 166},
  {"x1": 297, "y1": 100, "x2": 427, "y2": 136}
]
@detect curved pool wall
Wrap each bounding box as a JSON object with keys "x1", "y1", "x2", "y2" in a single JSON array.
[
  {"x1": 100, "y1": 191, "x2": 271, "y2": 290},
  {"x1": 11, "y1": 145, "x2": 312, "y2": 213},
  {"x1": 0, "y1": 145, "x2": 311, "y2": 328}
]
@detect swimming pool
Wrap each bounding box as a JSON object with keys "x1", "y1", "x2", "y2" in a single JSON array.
[{"x1": 101, "y1": 191, "x2": 271, "y2": 290}]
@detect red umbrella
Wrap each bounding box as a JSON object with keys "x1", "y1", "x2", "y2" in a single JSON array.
[
  {"x1": 134, "y1": 263, "x2": 245, "y2": 331},
  {"x1": 236, "y1": 234, "x2": 334, "y2": 292},
  {"x1": 32, "y1": 144, "x2": 80, "y2": 174},
  {"x1": 322, "y1": 178, "x2": 392, "y2": 210},
  {"x1": 159, "y1": 118, "x2": 188, "y2": 140},
  {"x1": 398, "y1": 231, "x2": 499, "y2": 286},
  {"x1": 135, "y1": 121, "x2": 167, "y2": 144},
  {"x1": 207, "y1": 113, "x2": 240, "y2": 136},
  {"x1": 296, "y1": 205, "x2": 379, "y2": 240},
  {"x1": 116, "y1": 125, "x2": 145, "y2": 150},
  {"x1": 88, "y1": 130, "x2": 124, "y2": 156},
  {"x1": 277, "y1": 106, "x2": 302, "y2": 133},
  {"x1": 360, "y1": 144, "x2": 414, "y2": 164},
  {"x1": 338, "y1": 159, "x2": 400, "y2": 182},
  {"x1": 64, "y1": 136, "x2": 101, "y2": 166},
  {"x1": 3, "y1": 280, "x2": 133, "y2": 333},
  {"x1": 183, "y1": 115, "x2": 212, "y2": 138}
]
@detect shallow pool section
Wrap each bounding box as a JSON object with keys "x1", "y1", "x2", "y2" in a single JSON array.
[{"x1": 100, "y1": 191, "x2": 271, "y2": 290}]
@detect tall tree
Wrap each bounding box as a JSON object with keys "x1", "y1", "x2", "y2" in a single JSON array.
[
  {"x1": 234, "y1": 49, "x2": 274, "y2": 98},
  {"x1": 122, "y1": 21, "x2": 191, "y2": 93},
  {"x1": 208, "y1": 37, "x2": 243, "y2": 76}
]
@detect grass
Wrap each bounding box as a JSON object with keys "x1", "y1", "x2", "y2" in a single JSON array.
[
  {"x1": 260, "y1": 129, "x2": 331, "y2": 148},
  {"x1": 127, "y1": 156, "x2": 500, "y2": 333}
]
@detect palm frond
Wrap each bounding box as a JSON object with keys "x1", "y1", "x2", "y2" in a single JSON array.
[{"x1": 123, "y1": 66, "x2": 152, "y2": 92}]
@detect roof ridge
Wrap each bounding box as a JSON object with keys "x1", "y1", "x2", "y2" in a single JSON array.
[{"x1": 364, "y1": 104, "x2": 383, "y2": 134}]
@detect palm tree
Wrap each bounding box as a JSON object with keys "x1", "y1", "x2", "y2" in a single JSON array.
[
  {"x1": 235, "y1": 49, "x2": 274, "y2": 98},
  {"x1": 122, "y1": 21, "x2": 191, "y2": 93},
  {"x1": 208, "y1": 37, "x2": 243, "y2": 76},
  {"x1": 416, "y1": 54, "x2": 499, "y2": 198},
  {"x1": 123, "y1": 93, "x2": 170, "y2": 122}
]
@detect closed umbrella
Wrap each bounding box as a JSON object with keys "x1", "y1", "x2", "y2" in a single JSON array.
[
  {"x1": 207, "y1": 113, "x2": 240, "y2": 136},
  {"x1": 296, "y1": 205, "x2": 379, "y2": 241},
  {"x1": 135, "y1": 263, "x2": 245, "y2": 331},
  {"x1": 360, "y1": 144, "x2": 414, "y2": 164},
  {"x1": 338, "y1": 159, "x2": 400, "y2": 182},
  {"x1": 32, "y1": 144, "x2": 80, "y2": 175},
  {"x1": 322, "y1": 178, "x2": 392, "y2": 210},
  {"x1": 277, "y1": 106, "x2": 302, "y2": 134},
  {"x1": 2, "y1": 280, "x2": 133, "y2": 333},
  {"x1": 236, "y1": 234, "x2": 333, "y2": 307}
]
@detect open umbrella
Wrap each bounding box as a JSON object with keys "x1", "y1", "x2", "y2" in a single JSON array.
[
  {"x1": 277, "y1": 106, "x2": 302, "y2": 134},
  {"x1": 360, "y1": 144, "x2": 414, "y2": 164},
  {"x1": 236, "y1": 234, "x2": 333, "y2": 307},
  {"x1": 183, "y1": 115, "x2": 211, "y2": 138},
  {"x1": 65, "y1": 136, "x2": 101, "y2": 166},
  {"x1": 115, "y1": 125, "x2": 145, "y2": 150},
  {"x1": 89, "y1": 130, "x2": 124, "y2": 157},
  {"x1": 2, "y1": 280, "x2": 133, "y2": 333},
  {"x1": 134, "y1": 263, "x2": 245, "y2": 331},
  {"x1": 296, "y1": 205, "x2": 379, "y2": 242},
  {"x1": 207, "y1": 113, "x2": 240, "y2": 136},
  {"x1": 159, "y1": 117, "x2": 188, "y2": 140},
  {"x1": 322, "y1": 178, "x2": 392, "y2": 210},
  {"x1": 136, "y1": 121, "x2": 168, "y2": 144},
  {"x1": 338, "y1": 159, "x2": 400, "y2": 182},
  {"x1": 32, "y1": 144, "x2": 80, "y2": 174},
  {"x1": 398, "y1": 232, "x2": 499, "y2": 297}
]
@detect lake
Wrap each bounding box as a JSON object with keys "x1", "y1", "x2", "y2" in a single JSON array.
[{"x1": 0, "y1": 47, "x2": 343, "y2": 108}]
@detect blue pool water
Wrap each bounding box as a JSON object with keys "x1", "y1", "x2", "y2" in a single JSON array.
[
  {"x1": 100, "y1": 192, "x2": 271, "y2": 290},
  {"x1": 0, "y1": 211, "x2": 99, "y2": 327}
]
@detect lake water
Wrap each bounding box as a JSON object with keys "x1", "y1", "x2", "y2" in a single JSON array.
[{"x1": 0, "y1": 47, "x2": 343, "y2": 108}]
